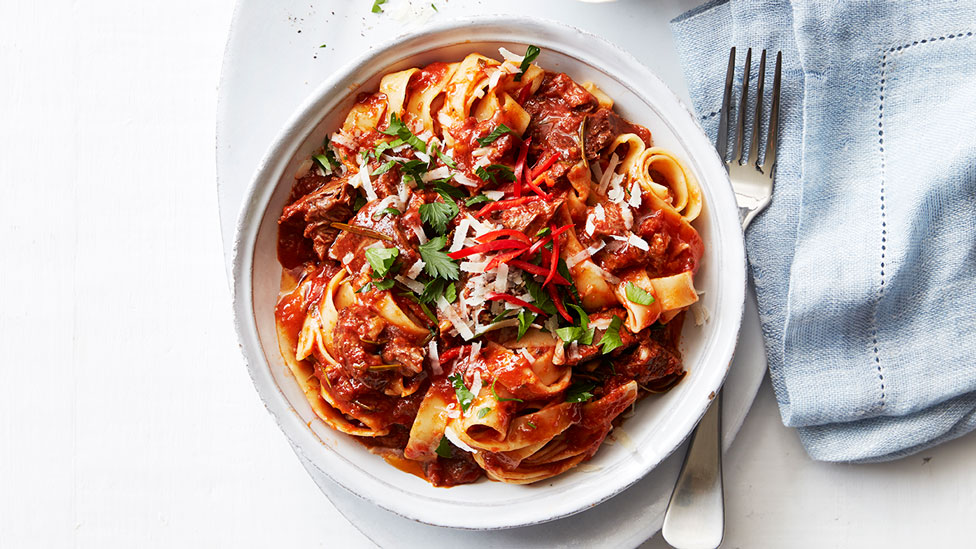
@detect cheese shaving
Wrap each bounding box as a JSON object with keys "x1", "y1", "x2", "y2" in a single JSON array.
[
  {"x1": 519, "y1": 348, "x2": 536, "y2": 364},
  {"x1": 428, "y1": 340, "x2": 442, "y2": 376},
  {"x1": 597, "y1": 153, "x2": 620, "y2": 194},
  {"x1": 454, "y1": 171, "x2": 479, "y2": 187},
  {"x1": 330, "y1": 132, "x2": 355, "y2": 150},
  {"x1": 628, "y1": 233, "x2": 650, "y2": 251},
  {"x1": 498, "y1": 47, "x2": 525, "y2": 63},
  {"x1": 444, "y1": 426, "x2": 477, "y2": 453},
  {"x1": 494, "y1": 263, "x2": 509, "y2": 294},
  {"x1": 594, "y1": 203, "x2": 606, "y2": 221},
  {"x1": 483, "y1": 190, "x2": 505, "y2": 201},
  {"x1": 405, "y1": 259, "x2": 425, "y2": 279},
  {"x1": 450, "y1": 217, "x2": 472, "y2": 253},
  {"x1": 469, "y1": 371, "x2": 484, "y2": 404},
  {"x1": 410, "y1": 223, "x2": 428, "y2": 245},
  {"x1": 395, "y1": 275, "x2": 425, "y2": 294},
  {"x1": 628, "y1": 180, "x2": 642, "y2": 208},
  {"x1": 422, "y1": 166, "x2": 451, "y2": 183},
  {"x1": 437, "y1": 296, "x2": 475, "y2": 340}
]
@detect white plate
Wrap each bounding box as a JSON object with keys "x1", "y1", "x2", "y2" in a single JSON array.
[{"x1": 217, "y1": 1, "x2": 768, "y2": 544}]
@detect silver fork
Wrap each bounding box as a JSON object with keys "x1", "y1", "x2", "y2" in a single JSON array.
[{"x1": 661, "y1": 47, "x2": 782, "y2": 549}]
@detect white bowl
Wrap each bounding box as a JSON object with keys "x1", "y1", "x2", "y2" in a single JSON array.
[{"x1": 232, "y1": 16, "x2": 745, "y2": 530}]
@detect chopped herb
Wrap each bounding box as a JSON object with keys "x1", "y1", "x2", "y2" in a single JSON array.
[
  {"x1": 419, "y1": 278, "x2": 446, "y2": 304},
  {"x1": 371, "y1": 160, "x2": 396, "y2": 176},
  {"x1": 515, "y1": 45, "x2": 541, "y2": 81},
  {"x1": 527, "y1": 421, "x2": 538, "y2": 429},
  {"x1": 356, "y1": 282, "x2": 372, "y2": 293},
  {"x1": 475, "y1": 164, "x2": 516, "y2": 184},
  {"x1": 371, "y1": 0, "x2": 387, "y2": 13},
  {"x1": 517, "y1": 310, "x2": 537, "y2": 340},
  {"x1": 319, "y1": 44, "x2": 327, "y2": 48},
  {"x1": 523, "y1": 278, "x2": 557, "y2": 315},
  {"x1": 373, "y1": 137, "x2": 405, "y2": 157},
  {"x1": 625, "y1": 282, "x2": 656, "y2": 305},
  {"x1": 373, "y1": 278, "x2": 395, "y2": 291},
  {"x1": 419, "y1": 201, "x2": 456, "y2": 235},
  {"x1": 365, "y1": 247, "x2": 398, "y2": 278},
  {"x1": 434, "y1": 145, "x2": 456, "y2": 168},
  {"x1": 435, "y1": 436, "x2": 452, "y2": 458},
  {"x1": 372, "y1": 207, "x2": 400, "y2": 220},
  {"x1": 565, "y1": 382, "x2": 596, "y2": 403},
  {"x1": 491, "y1": 379, "x2": 523, "y2": 402},
  {"x1": 557, "y1": 258, "x2": 581, "y2": 303},
  {"x1": 465, "y1": 194, "x2": 494, "y2": 207},
  {"x1": 476, "y1": 124, "x2": 512, "y2": 146},
  {"x1": 477, "y1": 407, "x2": 492, "y2": 419},
  {"x1": 449, "y1": 373, "x2": 475, "y2": 412},
  {"x1": 313, "y1": 154, "x2": 335, "y2": 174},
  {"x1": 445, "y1": 282, "x2": 457, "y2": 304},
  {"x1": 419, "y1": 301, "x2": 436, "y2": 322},
  {"x1": 555, "y1": 304, "x2": 595, "y2": 345},
  {"x1": 380, "y1": 114, "x2": 427, "y2": 153},
  {"x1": 353, "y1": 195, "x2": 367, "y2": 211},
  {"x1": 433, "y1": 179, "x2": 466, "y2": 199},
  {"x1": 491, "y1": 310, "x2": 514, "y2": 324},
  {"x1": 536, "y1": 227, "x2": 551, "y2": 237},
  {"x1": 598, "y1": 315, "x2": 624, "y2": 354},
  {"x1": 418, "y1": 235, "x2": 460, "y2": 280},
  {"x1": 431, "y1": 2, "x2": 438, "y2": 11}
]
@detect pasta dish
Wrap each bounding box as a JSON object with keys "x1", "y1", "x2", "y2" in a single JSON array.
[{"x1": 274, "y1": 47, "x2": 704, "y2": 486}]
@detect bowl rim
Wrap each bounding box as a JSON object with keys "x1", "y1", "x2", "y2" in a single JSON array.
[{"x1": 231, "y1": 14, "x2": 745, "y2": 530}]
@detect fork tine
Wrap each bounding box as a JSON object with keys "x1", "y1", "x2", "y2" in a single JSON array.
[
  {"x1": 716, "y1": 47, "x2": 736, "y2": 164},
  {"x1": 747, "y1": 50, "x2": 767, "y2": 167},
  {"x1": 734, "y1": 48, "x2": 752, "y2": 164},
  {"x1": 762, "y1": 51, "x2": 783, "y2": 175}
]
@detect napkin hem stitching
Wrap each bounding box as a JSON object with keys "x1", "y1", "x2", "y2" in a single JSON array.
[{"x1": 874, "y1": 49, "x2": 889, "y2": 410}]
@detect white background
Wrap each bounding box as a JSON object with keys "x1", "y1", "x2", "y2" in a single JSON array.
[{"x1": 2, "y1": 1, "x2": 975, "y2": 547}]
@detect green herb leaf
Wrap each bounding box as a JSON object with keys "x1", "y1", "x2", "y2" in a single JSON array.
[
  {"x1": 517, "y1": 310, "x2": 537, "y2": 340},
  {"x1": 449, "y1": 373, "x2": 475, "y2": 412},
  {"x1": 445, "y1": 282, "x2": 457, "y2": 304},
  {"x1": 435, "y1": 436, "x2": 452, "y2": 458},
  {"x1": 535, "y1": 227, "x2": 551, "y2": 237},
  {"x1": 371, "y1": 160, "x2": 396, "y2": 176},
  {"x1": 419, "y1": 201, "x2": 455, "y2": 235},
  {"x1": 477, "y1": 407, "x2": 492, "y2": 419},
  {"x1": 491, "y1": 379, "x2": 523, "y2": 402},
  {"x1": 523, "y1": 278, "x2": 557, "y2": 315},
  {"x1": 491, "y1": 310, "x2": 514, "y2": 324},
  {"x1": 319, "y1": 44, "x2": 327, "y2": 48},
  {"x1": 371, "y1": 0, "x2": 387, "y2": 13},
  {"x1": 313, "y1": 154, "x2": 335, "y2": 174},
  {"x1": 380, "y1": 114, "x2": 427, "y2": 153},
  {"x1": 565, "y1": 382, "x2": 596, "y2": 403},
  {"x1": 356, "y1": 282, "x2": 373, "y2": 293},
  {"x1": 373, "y1": 278, "x2": 395, "y2": 291},
  {"x1": 465, "y1": 194, "x2": 494, "y2": 207},
  {"x1": 365, "y1": 247, "x2": 399, "y2": 278},
  {"x1": 476, "y1": 124, "x2": 512, "y2": 146},
  {"x1": 353, "y1": 195, "x2": 367, "y2": 212},
  {"x1": 527, "y1": 421, "x2": 537, "y2": 429},
  {"x1": 475, "y1": 164, "x2": 516, "y2": 184},
  {"x1": 372, "y1": 207, "x2": 400, "y2": 221},
  {"x1": 419, "y1": 235, "x2": 460, "y2": 281},
  {"x1": 625, "y1": 282, "x2": 656, "y2": 306},
  {"x1": 515, "y1": 45, "x2": 541, "y2": 82},
  {"x1": 598, "y1": 315, "x2": 624, "y2": 354},
  {"x1": 434, "y1": 146, "x2": 456, "y2": 169},
  {"x1": 419, "y1": 278, "x2": 446, "y2": 305},
  {"x1": 431, "y1": 2, "x2": 438, "y2": 11}
]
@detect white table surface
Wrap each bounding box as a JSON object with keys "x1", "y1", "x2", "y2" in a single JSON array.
[{"x1": 2, "y1": 1, "x2": 974, "y2": 548}]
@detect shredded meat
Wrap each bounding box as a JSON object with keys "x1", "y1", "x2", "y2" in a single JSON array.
[
  {"x1": 279, "y1": 172, "x2": 354, "y2": 261},
  {"x1": 616, "y1": 334, "x2": 684, "y2": 386},
  {"x1": 381, "y1": 329, "x2": 426, "y2": 374},
  {"x1": 523, "y1": 73, "x2": 598, "y2": 177},
  {"x1": 583, "y1": 108, "x2": 653, "y2": 160},
  {"x1": 498, "y1": 194, "x2": 565, "y2": 234}
]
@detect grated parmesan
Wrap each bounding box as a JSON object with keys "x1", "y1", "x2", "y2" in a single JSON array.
[
  {"x1": 395, "y1": 275, "x2": 425, "y2": 294},
  {"x1": 597, "y1": 153, "x2": 620, "y2": 195},
  {"x1": 628, "y1": 180, "x2": 642, "y2": 208},
  {"x1": 422, "y1": 166, "x2": 451, "y2": 183},
  {"x1": 454, "y1": 171, "x2": 479, "y2": 187},
  {"x1": 410, "y1": 224, "x2": 427, "y2": 245},
  {"x1": 437, "y1": 296, "x2": 475, "y2": 340},
  {"x1": 628, "y1": 233, "x2": 650, "y2": 251},
  {"x1": 428, "y1": 340, "x2": 442, "y2": 376},
  {"x1": 444, "y1": 426, "x2": 477, "y2": 453},
  {"x1": 449, "y1": 217, "x2": 472, "y2": 253},
  {"x1": 594, "y1": 203, "x2": 606, "y2": 221},
  {"x1": 483, "y1": 190, "x2": 505, "y2": 201}
]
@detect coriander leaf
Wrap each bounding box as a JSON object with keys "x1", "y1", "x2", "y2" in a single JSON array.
[
  {"x1": 625, "y1": 282, "x2": 656, "y2": 306},
  {"x1": 566, "y1": 304, "x2": 595, "y2": 345},
  {"x1": 373, "y1": 278, "x2": 395, "y2": 291},
  {"x1": 527, "y1": 421, "x2": 538, "y2": 429},
  {"x1": 515, "y1": 45, "x2": 541, "y2": 81},
  {"x1": 374, "y1": 137, "x2": 404, "y2": 157},
  {"x1": 419, "y1": 278, "x2": 445, "y2": 305},
  {"x1": 370, "y1": 160, "x2": 396, "y2": 176},
  {"x1": 565, "y1": 382, "x2": 596, "y2": 403},
  {"x1": 491, "y1": 310, "x2": 514, "y2": 324},
  {"x1": 380, "y1": 114, "x2": 427, "y2": 153},
  {"x1": 435, "y1": 146, "x2": 456, "y2": 168},
  {"x1": 477, "y1": 407, "x2": 492, "y2": 419},
  {"x1": 433, "y1": 179, "x2": 466, "y2": 199},
  {"x1": 523, "y1": 278, "x2": 557, "y2": 315},
  {"x1": 419, "y1": 302, "x2": 436, "y2": 322},
  {"x1": 431, "y1": 2, "x2": 438, "y2": 11},
  {"x1": 536, "y1": 227, "x2": 551, "y2": 237},
  {"x1": 365, "y1": 247, "x2": 398, "y2": 278},
  {"x1": 371, "y1": 0, "x2": 387, "y2": 12},
  {"x1": 356, "y1": 281, "x2": 373, "y2": 293},
  {"x1": 555, "y1": 326, "x2": 583, "y2": 343},
  {"x1": 313, "y1": 154, "x2": 335, "y2": 174},
  {"x1": 435, "y1": 436, "x2": 452, "y2": 458},
  {"x1": 445, "y1": 282, "x2": 457, "y2": 304},
  {"x1": 491, "y1": 379, "x2": 523, "y2": 402},
  {"x1": 598, "y1": 315, "x2": 624, "y2": 354},
  {"x1": 465, "y1": 194, "x2": 494, "y2": 207},
  {"x1": 418, "y1": 235, "x2": 460, "y2": 280},
  {"x1": 517, "y1": 310, "x2": 537, "y2": 341},
  {"x1": 476, "y1": 124, "x2": 512, "y2": 146},
  {"x1": 419, "y1": 201, "x2": 455, "y2": 235},
  {"x1": 372, "y1": 207, "x2": 400, "y2": 220},
  {"x1": 475, "y1": 164, "x2": 516, "y2": 184},
  {"x1": 319, "y1": 44, "x2": 327, "y2": 48},
  {"x1": 449, "y1": 373, "x2": 475, "y2": 412},
  {"x1": 380, "y1": 114, "x2": 406, "y2": 136}
]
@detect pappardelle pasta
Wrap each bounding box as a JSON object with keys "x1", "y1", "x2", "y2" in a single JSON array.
[{"x1": 275, "y1": 47, "x2": 705, "y2": 486}]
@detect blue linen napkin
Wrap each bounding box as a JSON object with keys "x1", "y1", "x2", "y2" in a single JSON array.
[{"x1": 671, "y1": 0, "x2": 976, "y2": 462}]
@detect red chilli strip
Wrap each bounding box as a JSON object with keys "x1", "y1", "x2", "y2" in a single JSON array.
[
  {"x1": 518, "y1": 82, "x2": 533, "y2": 104},
  {"x1": 513, "y1": 138, "x2": 531, "y2": 199},
  {"x1": 530, "y1": 152, "x2": 560, "y2": 180},
  {"x1": 486, "y1": 292, "x2": 547, "y2": 316},
  {"x1": 508, "y1": 260, "x2": 570, "y2": 285},
  {"x1": 525, "y1": 175, "x2": 550, "y2": 199},
  {"x1": 474, "y1": 195, "x2": 543, "y2": 218},
  {"x1": 547, "y1": 283, "x2": 574, "y2": 322},
  {"x1": 544, "y1": 228, "x2": 560, "y2": 287},
  {"x1": 485, "y1": 247, "x2": 529, "y2": 271},
  {"x1": 475, "y1": 229, "x2": 531, "y2": 244},
  {"x1": 448, "y1": 239, "x2": 529, "y2": 260},
  {"x1": 438, "y1": 345, "x2": 468, "y2": 366}
]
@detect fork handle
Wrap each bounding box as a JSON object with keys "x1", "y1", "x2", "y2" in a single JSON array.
[{"x1": 661, "y1": 392, "x2": 724, "y2": 549}]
